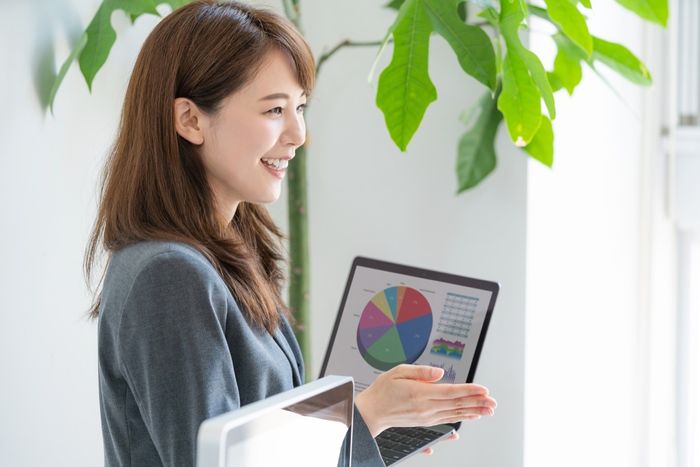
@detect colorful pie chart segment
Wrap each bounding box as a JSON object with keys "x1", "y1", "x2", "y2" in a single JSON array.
[{"x1": 357, "y1": 286, "x2": 433, "y2": 371}]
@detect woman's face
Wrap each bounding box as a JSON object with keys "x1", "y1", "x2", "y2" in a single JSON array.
[{"x1": 195, "y1": 48, "x2": 307, "y2": 220}]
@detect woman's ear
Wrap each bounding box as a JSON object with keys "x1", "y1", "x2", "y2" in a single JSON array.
[{"x1": 173, "y1": 97, "x2": 206, "y2": 145}]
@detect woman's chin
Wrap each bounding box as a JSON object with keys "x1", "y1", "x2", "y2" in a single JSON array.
[{"x1": 256, "y1": 190, "x2": 282, "y2": 205}]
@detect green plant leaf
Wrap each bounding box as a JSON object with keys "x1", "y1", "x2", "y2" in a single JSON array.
[
  {"x1": 544, "y1": 0, "x2": 592, "y2": 56},
  {"x1": 477, "y1": 6, "x2": 503, "y2": 74},
  {"x1": 370, "y1": 0, "x2": 421, "y2": 84},
  {"x1": 527, "y1": 4, "x2": 550, "y2": 21},
  {"x1": 458, "y1": 2, "x2": 468, "y2": 21},
  {"x1": 614, "y1": 0, "x2": 668, "y2": 26},
  {"x1": 385, "y1": 0, "x2": 406, "y2": 9},
  {"x1": 457, "y1": 90, "x2": 502, "y2": 192},
  {"x1": 424, "y1": 0, "x2": 497, "y2": 89},
  {"x1": 388, "y1": 0, "x2": 500, "y2": 10},
  {"x1": 500, "y1": 0, "x2": 555, "y2": 120},
  {"x1": 51, "y1": 0, "x2": 190, "y2": 103},
  {"x1": 129, "y1": 0, "x2": 188, "y2": 23},
  {"x1": 521, "y1": 48, "x2": 556, "y2": 119},
  {"x1": 79, "y1": 3, "x2": 117, "y2": 91},
  {"x1": 547, "y1": 71, "x2": 564, "y2": 92},
  {"x1": 78, "y1": 0, "x2": 164, "y2": 91},
  {"x1": 552, "y1": 32, "x2": 583, "y2": 94},
  {"x1": 549, "y1": 32, "x2": 651, "y2": 96},
  {"x1": 477, "y1": 6, "x2": 500, "y2": 26},
  {"x1": 161, "y1": 0, "x2": 191, "y2": 9},
  {"x1": 498, "y1": 47, "x2": 542, "y2": 146},
  {"x1": 579, "y1": 0, "x2": 592, "y2": 8},
  {"x1": 524, "y1": 115, "x2": 554, "y2": 166},
  {"x1": 497, "y1": 0, "x2": 547, "y2": 145},
  {"x1": 376, "y1": 0, "x2": 437, "y2": 151},
  {"x1": 471, "y1": 0, "x2": 499, "y2": 7},
  {"x1": 592, "y1": 35, "x2": 652, "y2": 85},
  {"x1": 48, "y1": 32, "x2": 88, "y2": 113}
]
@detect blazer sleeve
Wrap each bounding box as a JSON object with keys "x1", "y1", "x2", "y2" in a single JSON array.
[
  {"x1": 117, "y1": 251, "x2": 238, "y2": 467},
  {"x1": 352, "y1": 406, "x2": 386, "y2": 467}
]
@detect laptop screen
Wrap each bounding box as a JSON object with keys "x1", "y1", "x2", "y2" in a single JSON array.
[
  {"x1": 321, "y1": 258, "x2": 499, "y2": 392},
  {"x1": 197, "y1": 377, "x2": 354, "y2": 467}
]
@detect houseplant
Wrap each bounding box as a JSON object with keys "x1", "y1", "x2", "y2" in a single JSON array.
[{"x1": 46, "y1": 0, "x2": 667, "y2": 370}]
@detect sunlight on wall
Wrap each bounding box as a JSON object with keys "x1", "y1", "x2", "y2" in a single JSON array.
[{"x1": 525, "y1": 4, "x2": 649, "y2": 467}]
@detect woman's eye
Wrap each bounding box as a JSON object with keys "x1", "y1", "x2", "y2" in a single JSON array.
[{"x1": 266, "y1": 104, "x2": 306, "y2": 116}]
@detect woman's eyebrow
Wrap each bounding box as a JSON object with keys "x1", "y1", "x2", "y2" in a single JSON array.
[{"x1": 258, "y1": 91, "x2": 306, "y2": 101}]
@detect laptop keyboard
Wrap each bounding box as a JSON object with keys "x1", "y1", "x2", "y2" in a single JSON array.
[{"x1": 376, "y1": 426, "x2": 446, "y2": 466}]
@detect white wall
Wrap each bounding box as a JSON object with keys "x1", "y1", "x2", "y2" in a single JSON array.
[
  {"x1": 0, "y1": 1, "x2": 172, "y2": 465},
  {"x1": 525, "y1": 4, "x2": 670, "y2": 467},
  {"x1": 291, "y1": 2, "x2": 527, "y2": 466},
  {"x1": 0, "y1": 1, "x2": 527, "y2": 466}
]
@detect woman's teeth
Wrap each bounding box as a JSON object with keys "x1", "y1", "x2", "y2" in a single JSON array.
[{"x1": 261, "y1": 158, "x2": 288, "y2": 169}]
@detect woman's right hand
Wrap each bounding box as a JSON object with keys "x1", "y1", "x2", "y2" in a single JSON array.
[{"x1": 354, "y1": 364, "x2": 497, "y2": 438}]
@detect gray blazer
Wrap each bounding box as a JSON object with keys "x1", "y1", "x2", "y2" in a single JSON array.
[{"x1": 98, "y1": 241, "x2": 384, "y2": 467}]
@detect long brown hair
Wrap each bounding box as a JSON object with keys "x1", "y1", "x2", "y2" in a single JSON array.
[{"x1": 84, "y1": 0, "x2": 315, "y2": 332}]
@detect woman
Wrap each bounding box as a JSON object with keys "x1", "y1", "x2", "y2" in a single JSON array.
[{"x1": 85, "y1": 1, "x2": 497, "y2": 466}]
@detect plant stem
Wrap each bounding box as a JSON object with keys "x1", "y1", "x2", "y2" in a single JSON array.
[
  {"x1": 527, "y1": 4, "x2": 551, "y2": 21},
  {"x1": 281, "y1": 0, "x2": 388, "y2": 378},
  {"x1": 316, "y1": 39, "x2": 385, "y2": 75},
  {"x1": 286, "y1": 143, "x2": 311, "y2": 380},
  {"x1": 281, "y1": 0, "x2": 312, "y2": 379}
]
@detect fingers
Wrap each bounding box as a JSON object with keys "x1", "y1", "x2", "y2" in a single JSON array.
[
  {"x1": 426, "y1": 382, "x2": 490, "y2": 400},
  {"x1": 404, "y1": 378, "x2": 497, "y2": 426},
  {"x1": 434, "y1": 397, "x2": 496, "y2": 417},
  {"x1": 428, "y1": 394, "x2": 498, "y2": 413},
  {"x1": 426, "y1": 401, "x2": 495, "y2": 426},
  {"x1": 388, "y1": 366, "x2": 493, "y2": 402},
  {"x1": 434, "y1": 411, "x2": 487, "y2": 425},
  {"x1": 422, "y1": 430, "x2": 458, "y2": 456},
  {"x1": 434, "y1": 414, "x2": 481, "y2": 425},
  {"x1": 367, "y1": 368, "x2": 497, "y2": 433},
  {"x1": 427, "y1": 406, "x2": 492, "y2": 424},
  {"x1": 389, "y1": 364, "x2": 444, "y2": 382},
  {"x1": 435, "y1": 405, "x2": 494, "y2": 419}
]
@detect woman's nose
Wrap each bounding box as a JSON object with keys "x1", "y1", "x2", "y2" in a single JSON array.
[{"x1": 282, "y1": 111, "x2": 306, "y2": 148}]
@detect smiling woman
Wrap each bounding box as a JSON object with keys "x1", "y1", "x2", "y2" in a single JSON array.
[
  {"x1": 85, "y1": 0, "x2": 315, "y2": 333},
  {"x1": 173, "y1": 48, "x2": 308, "y2": 223},
  {"x1": 83, "y1": 2, "x2": 497, "y2": 466}
]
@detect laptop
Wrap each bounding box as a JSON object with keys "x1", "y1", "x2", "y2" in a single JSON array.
[
  {"x1": 320, "y1": 257, "x2": 499, "y2": 466},
  {"x1": 197, "y1": 375, "x2": 354, "y2": 467}
]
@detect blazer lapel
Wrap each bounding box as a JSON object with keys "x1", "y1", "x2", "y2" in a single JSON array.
[{"x1": 271, "y1": 328, "x2": 302, "y2": 386}]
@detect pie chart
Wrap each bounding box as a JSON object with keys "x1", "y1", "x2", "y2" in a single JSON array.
[{"x1": 356, "y1": 286, "x2": 433, "y2": 371}]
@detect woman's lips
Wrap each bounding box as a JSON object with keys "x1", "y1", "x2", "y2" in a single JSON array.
[{"x1": 263, "y1": 163, "x2": 285, "y2": 179}]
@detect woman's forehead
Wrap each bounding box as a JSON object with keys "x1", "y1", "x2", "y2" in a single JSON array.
[{"x1": 240, "y1": 49, "x2": 305, "y2": 100}]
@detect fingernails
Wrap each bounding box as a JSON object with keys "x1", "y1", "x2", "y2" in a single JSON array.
[{"x1": 431, "y1": 367, "x2": 444, "y2": 379}]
